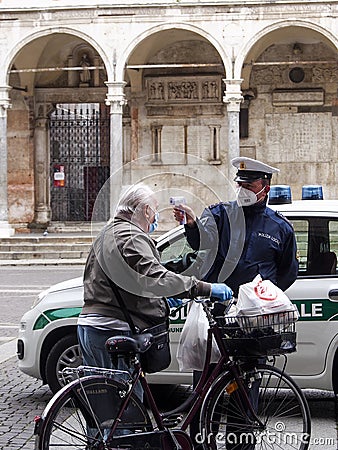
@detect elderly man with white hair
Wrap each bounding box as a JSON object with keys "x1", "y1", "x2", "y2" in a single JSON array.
[{"x1": 77, "y1": 183, "x2": 232, "y2": 396}]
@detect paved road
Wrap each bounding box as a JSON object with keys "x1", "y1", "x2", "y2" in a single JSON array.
[
  {"x1": 0, "y1": 266, "x2": 84, "y2": 367},
  {"x1": 0, "y1": 266, "x2": 84, "y2": 449},
  {"x1": 0, "y1": 266, "x2": 337, "y2": 449}
]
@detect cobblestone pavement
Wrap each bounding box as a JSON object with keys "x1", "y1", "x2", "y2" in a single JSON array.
[
  {"x1": 0, "y1": 352, "x2": 336, "y2": 450},
  {"x1": 0, "y1": 356, "x2": 52, "y2": 450},
  {"x1": 0, "y1": 355, "x2": 190, "y2": 450}
]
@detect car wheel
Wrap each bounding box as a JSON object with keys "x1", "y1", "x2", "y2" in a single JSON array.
[{"x1": 45, "y1": 334, "x2": 82, "y2": 394}]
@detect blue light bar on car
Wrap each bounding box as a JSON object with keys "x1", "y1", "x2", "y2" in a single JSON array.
[
  {"x1": 302, "y1": 185, "x2": 323, "y2": 200},
  {"x1": 268, "y1": 185, "x2": 292, "y2": 205}
]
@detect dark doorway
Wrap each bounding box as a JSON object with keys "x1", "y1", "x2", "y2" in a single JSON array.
[{"x1": 50, "y1": 103, "x2": 110, "y2": 222}]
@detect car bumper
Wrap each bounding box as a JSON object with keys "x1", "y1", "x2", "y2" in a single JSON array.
[{"x1": 17, "y1": 309, "x2": 43, "y2": 380}]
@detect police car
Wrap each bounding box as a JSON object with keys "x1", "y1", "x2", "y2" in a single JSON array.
[{"x1": 17, "y1": 186, "x2": 338, "y2": 394}]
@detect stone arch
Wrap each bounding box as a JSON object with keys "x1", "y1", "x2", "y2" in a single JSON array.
[
  {"x1": 5, "y1": 29, "x2": 112, "y2": 227},
  {"x1": 234, "y1": 20, "x2": 338, "y2": 200},
  {"x1": 117, "y1": 22, "x2": 232, "y2": 83},
  {"x1": 113, "y1": 23, "x2": 232, "y2": 208},
  {"x1": 3, "y1": 27, "x2": 112, "y2": 87},
  {"x1": 235, "y1": 20, "x2": 338, "y2": 89}
]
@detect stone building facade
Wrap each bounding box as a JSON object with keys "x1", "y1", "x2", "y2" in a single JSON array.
[{"x1": 0, "y1": 0, "x2": 337, "y2": 235}]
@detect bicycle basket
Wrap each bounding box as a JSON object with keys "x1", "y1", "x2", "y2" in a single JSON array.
[{"x1": 215, "y1": 310, "x2": 297, "y2": 357}]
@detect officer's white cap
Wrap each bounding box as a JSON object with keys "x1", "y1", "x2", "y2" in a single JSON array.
[{"x1": 231, "y1": 157, "x2": 280, "y2": 182}]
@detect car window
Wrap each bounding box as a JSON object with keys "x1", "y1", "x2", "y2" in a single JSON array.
[
  {"x1": 329, "y1": 221, "x2": 338, "y2": 250},
  {"x1": 292, "y1": 216, "x2": 338, "y2": 276},
  {"x1": 158, "y1": 232, "x2": 197, "y2": 274},
  {"x1": 159, "y1": 234, "x2": 193, "y2": 262},
  {"x1": 292, "y1": 219, "x2": 309, "y2": 274},
  {"x1": 328, "y1": 221, "x2": 338, "y2": 274}
]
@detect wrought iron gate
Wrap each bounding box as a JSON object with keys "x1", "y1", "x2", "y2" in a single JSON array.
[{"x1": 50, "y1": 103, "x2": 110, "y2": 222}]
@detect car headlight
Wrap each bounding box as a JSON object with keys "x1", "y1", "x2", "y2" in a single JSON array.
[{"x1": 20, "y1": 320, "x2": 27, "y2": 331}]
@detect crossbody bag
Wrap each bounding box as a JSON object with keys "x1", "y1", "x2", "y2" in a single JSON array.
[{"x1": 108, "y1": 278, "x2": 171, "y2": 374}]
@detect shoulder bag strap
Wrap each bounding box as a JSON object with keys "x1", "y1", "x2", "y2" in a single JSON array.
[
  {"x1": 107, "y1": 278, "x2": 138, "y2": 334},
  {"x1": 98, "y1": 224, "x2": 138, "y2": 334}
]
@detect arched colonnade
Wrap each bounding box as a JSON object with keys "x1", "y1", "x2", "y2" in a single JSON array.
[{"x1": 0, "y1": 5, "x2": 336, "y2": 234}]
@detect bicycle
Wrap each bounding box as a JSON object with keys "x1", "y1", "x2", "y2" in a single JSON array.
[{"x1": 34, "y1": 299, "x2": 311, "y2": 450}]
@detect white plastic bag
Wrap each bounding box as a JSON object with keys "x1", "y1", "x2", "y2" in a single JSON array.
[
  {"x1": 176, "y1": 301, "x2": 220, "y2": 371},
  {"x1": 237, "y1": 274, "x2": 299, "y2": 322}
]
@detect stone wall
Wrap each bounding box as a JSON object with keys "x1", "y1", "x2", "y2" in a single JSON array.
[
  {"x1": 244, "y1": 42, "x2": 338, "y2": 200},
  {"x1": 7, "y1": 94, "x2": 34, "y2": 228},
  {"x1": 0, "y1": 1, "x2": 336, "y2": 228}
]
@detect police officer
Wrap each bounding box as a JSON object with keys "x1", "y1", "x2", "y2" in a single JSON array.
[
  {"x1": 174, "y1": 156, "x2": 298, "y2": 297},
  {"x1": 173, "y1": 157, "x2": 299, "y2": 449}
]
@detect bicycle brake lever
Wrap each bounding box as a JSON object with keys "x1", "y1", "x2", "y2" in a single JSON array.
[{"x1": 223, "y1": 297, "x2": 236, "y2": 314}]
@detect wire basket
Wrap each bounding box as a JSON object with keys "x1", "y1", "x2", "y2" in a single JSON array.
[{"x1": 215, "y1": 310, "x2": 297, "y2": 357}]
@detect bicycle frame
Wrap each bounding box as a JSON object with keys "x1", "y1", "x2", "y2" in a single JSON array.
[
  {"x1": 103, "y1": 301, "x2": 265, "y2": 443},
  {"x1": 163, "y1": 303, "x2": 265, "y2": 431},
  {"x1": 37, "y1": 301, "x2": 311, "y2": 450}
]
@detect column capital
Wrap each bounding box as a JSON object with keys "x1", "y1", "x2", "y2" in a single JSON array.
[
  {"x1": 223, "y1": 79, "x2": 243, "y2": 112},
  {"x1": 0, "y1": 85, "x2": 12, "y2": 117},
  {"x1": 105, "y1": 81, "x2": 127, "y2": 113}
]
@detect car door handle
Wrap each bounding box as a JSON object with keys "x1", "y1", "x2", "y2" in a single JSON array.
[{"x1": 328, "y1": 289, "x2": 338, "y2": 300}]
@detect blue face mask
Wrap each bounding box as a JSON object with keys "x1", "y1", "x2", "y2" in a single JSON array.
[{"x1": 148, "y1": 212, "x2": 159, "y2": 234}]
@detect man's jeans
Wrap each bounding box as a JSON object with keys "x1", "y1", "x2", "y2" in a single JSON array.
[{"x1": 77, "y1": 325, "x2": 143, "y2": 400}]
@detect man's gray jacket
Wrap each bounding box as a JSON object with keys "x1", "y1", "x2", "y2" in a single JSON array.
[{"x1": 82, "y1": 215, "x2": 211, "y2": 330}]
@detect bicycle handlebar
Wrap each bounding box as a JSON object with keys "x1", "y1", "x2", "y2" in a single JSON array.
[{"x1": 168, "y1": 296, "x2": 235, "y2": 317}]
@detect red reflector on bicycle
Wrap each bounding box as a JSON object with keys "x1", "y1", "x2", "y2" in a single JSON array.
[
  {"x1": 226, "y1": 381, "x2": 238, "y2": 394},
  {"x1": 34, "y1": 416, "x2": 43, "y2": 436}
]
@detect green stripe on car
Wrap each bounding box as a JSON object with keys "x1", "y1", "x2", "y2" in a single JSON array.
[
  {"x1": 33, "y1": 308, "x2": 82, "y2": 330},
  {"x1": 33, "y1": 300, "x2": 337, "y2": 331}
]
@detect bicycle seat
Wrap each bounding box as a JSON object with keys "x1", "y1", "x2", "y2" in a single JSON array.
[{"x1": 105, "y1": 333, "x2": 154, "y2": 355}]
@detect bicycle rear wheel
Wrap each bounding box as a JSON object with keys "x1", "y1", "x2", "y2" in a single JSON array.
[
  {"x1": 200, "y1": 364, "x2": 311, "y2": 450},
  {"x1": 36, "y1": 375, "x2": 153, "y2": 450}
]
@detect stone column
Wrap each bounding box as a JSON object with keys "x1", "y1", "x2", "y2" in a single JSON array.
[
  {"x1": 223, "y1": 79, "x2": 243, "y2": 198},
  {"x1": 105, "y1": 81, "x2": 127, "y2": 217},
  {"x1": 0, "y1": 86, "x2": 14, "y2": 237},
  {"x1": 32, "y1": 103, "x2": 52, "y2": 227}
]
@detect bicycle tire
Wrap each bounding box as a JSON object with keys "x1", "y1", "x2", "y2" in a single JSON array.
[
  {"x1": 199, "y1": 363, "x2": 311, "y2": 450},
  {"x1": 36, "y1": 375, "x2": 153, "y2": 450}
]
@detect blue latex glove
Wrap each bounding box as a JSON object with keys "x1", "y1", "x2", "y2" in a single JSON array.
[
  {"x1": 167, "y1": 297, "x2": 183, "y2": 308},
  {"x1": 211, "y1": 283, "x2": 233, "y2": 302}
]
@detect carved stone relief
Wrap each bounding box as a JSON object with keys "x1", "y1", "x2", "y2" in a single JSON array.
[
  {"x1": 146, "y1": 76, "x2": 222, "y2": 116},
  {"x1": 148, "y1": 81, "x2": 164, "y2": 101},
  {"x1": 312, "y1": 66, "x2": 338, "y2": 83},
  {"x1": 146, "y1": 76, "x2": 221, "y2": 103},
  {"x1": 168, "y1": 81, "x2": 198, "y2": 101},
  {"x1": 251, "y1": 66, "x2": 284, "y2": 85}
]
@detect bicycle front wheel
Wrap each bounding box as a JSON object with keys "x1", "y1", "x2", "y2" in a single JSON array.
[
  {"x1": 36, "y1": 375, "x2": 153, "y2": 450},
  {"x1": 200, "y1": 363, "x2": 311, "y2": 450}
]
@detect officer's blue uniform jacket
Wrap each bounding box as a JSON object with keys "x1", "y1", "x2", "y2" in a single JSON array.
[{"x1": 185, "y1": 200, "x2": 298, "y2": 297}]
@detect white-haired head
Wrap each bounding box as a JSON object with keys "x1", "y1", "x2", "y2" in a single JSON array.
[
  {"x1": 116, "y1": 183, "x2": 156, "y2": 215},
  {"x1": 116, "y1": 184, "x2": 159, "y2": 233}
]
